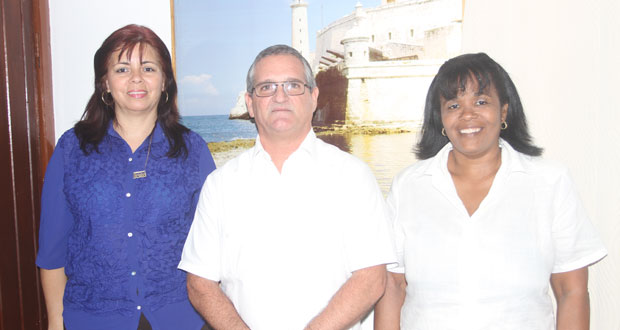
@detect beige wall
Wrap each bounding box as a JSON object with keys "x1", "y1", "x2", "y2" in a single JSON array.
[
  {"x1": 462, "y1": 0, "x2": 620, "y2": 328},
  {"x1": 49, "y1": 0, "x2": 173, "y2": 140}
]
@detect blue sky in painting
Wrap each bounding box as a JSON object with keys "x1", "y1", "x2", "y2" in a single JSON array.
[{"x1": 174, "y1": 0, "x2": 380, "y2": 116}]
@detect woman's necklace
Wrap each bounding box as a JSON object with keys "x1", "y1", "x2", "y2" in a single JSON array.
[{"x1": 132, "y1": 128, "x2": 155, "y2": 179}]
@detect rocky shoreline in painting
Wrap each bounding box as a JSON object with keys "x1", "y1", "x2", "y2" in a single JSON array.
[{"x1": 207, "y1": 124, "x2": 416, "y2": 168}]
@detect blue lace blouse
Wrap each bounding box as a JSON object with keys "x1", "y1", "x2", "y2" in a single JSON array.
[{"x1": 36, "y1": 123, "x2": 215, "y2": 329}]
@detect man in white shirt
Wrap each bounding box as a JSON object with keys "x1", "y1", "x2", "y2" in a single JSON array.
[{"x1": 179, "y1": 45, "x2": 396, "y2": 330}]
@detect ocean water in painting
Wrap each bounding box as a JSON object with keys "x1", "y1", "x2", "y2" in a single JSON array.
[
  {"x1": 182, "y1": 115, "x2": 257, "y2": 143},
  {"x1": 319, "y1": 132, "x2": 418, "y2": 194}
]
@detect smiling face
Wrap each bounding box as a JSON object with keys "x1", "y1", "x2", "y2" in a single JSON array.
[
  {"x1": 440, "y1": 78, "x2": 508, "y2": 159},
  {"x1": 105, "y1": 44, "x2": 165, "y2": 117},
  {"x1": 245, "y1": 54, "x2": 318, "y2": 143}
]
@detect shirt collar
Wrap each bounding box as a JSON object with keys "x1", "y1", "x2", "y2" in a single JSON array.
[
  {"x1": 106, "y1": 120, "x2": 165, "y2": 144},
  {"x1": 152, "y1": 121, "x2": 165, "y2": 144},
  {"x1": 296, "y1": 129, "x2": 318, "y2": 157},
  {"x1": 251, "y1": 129, "x2": 318, "y2": 161},
  {"x1": 424, "y1": 138, "x2": 529, "y2": 176},
  {"x1": 498, "y1": 138, "x2": 528, "y2": 173}
]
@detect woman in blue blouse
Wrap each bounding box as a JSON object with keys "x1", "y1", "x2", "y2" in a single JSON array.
[{"x1": 36, "y1": 24, "x2": 215, "y2": 330}]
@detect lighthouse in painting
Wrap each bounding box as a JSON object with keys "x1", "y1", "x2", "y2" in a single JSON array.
[{"x1": 290, "y1": 0, "x2": 310, "y2": 61}]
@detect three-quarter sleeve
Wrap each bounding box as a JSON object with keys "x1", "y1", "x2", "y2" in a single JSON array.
[{"x1": 36, "y1": 142, "x2": 75, "y2": 269}]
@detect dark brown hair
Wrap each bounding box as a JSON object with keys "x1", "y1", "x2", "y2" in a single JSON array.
[{"x1": 74, "y1": 24, "x2": 188, "y2": 157}]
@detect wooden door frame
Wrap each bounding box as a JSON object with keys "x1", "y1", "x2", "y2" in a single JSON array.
[{"x1": 0, "y1": 0, "x2": 54, "y2": 328}]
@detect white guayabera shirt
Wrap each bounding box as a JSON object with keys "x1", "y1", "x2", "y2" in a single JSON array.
[
  {"x1": 180, "y1": 130, "x2": 397, "y2": 330},
  {"x1": 388, "y1": 139, "x2": 607, "y2": 330}
]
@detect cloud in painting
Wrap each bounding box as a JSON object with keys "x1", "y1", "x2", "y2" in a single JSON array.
[{"x1": 179, "y1": 73, "x2": 219, "y2": 96}]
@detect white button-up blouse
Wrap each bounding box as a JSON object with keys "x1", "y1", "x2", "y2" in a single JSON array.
[{"x1": 388, "y1": 139, "x2": 607, "y2": 330}]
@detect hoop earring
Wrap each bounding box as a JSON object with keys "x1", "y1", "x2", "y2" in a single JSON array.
[
  {"x1": 501, "y1": 121, "x2": 508, "y2": 130},
  {"x1": 101, "y1": 91, "x2": 113, "y2": 106},
  {"x1": 441, "y1": 128, "x2": 446, "y2": 136},
  {"x1": 163, "y1": 91, "x2": 169, "y2": 103}
]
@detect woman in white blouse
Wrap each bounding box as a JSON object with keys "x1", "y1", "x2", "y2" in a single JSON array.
[{"x1": 374, "y1": 53, "x2": 607, "y2": 330}]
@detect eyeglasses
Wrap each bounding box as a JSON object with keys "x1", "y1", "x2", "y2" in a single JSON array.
[{"x1": 252, "y1": 81, "x2": 310, "y2": 97}]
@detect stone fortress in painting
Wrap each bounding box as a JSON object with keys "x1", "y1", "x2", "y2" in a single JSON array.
[{"x1": 231, "y1": 0, "x2": 463, "y2": 128}]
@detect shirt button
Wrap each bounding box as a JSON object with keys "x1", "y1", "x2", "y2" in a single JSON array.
[
  {"x1": 126, "y1": 192, "x2": 131, "y2": 198},
  {"x1": 128, "y1": 157, "x2": 133, "y2": 162},
  {"x1": 137, "y1": 305, "x2": 142, "y2": 310},
  {"x1": 131, "y1": 271, "x2": 137, "y2": 276},
  {"x1": 127, "y1": 232, "x2": 133, "y2": 237}
]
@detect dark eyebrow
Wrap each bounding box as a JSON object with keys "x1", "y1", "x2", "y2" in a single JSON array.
[
  {"x1": 474, "y1": 90, "x2": 491, "y2": 97},
  {"x1": 112, "y1": 60, "x2": 158, "y2": 66}
]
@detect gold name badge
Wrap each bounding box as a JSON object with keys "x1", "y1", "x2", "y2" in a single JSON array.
[{"x1": 133, "y1": 171, "x2": 147, "y2": 179}]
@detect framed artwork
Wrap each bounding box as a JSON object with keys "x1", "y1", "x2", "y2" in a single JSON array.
[{"x1": 173, "y1": 0, "x2": 462, "y2": 194}]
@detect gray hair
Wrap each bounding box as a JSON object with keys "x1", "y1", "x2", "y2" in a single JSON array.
[{"x1": 246, "y1": 44, "x2": 316, "y2": 93}]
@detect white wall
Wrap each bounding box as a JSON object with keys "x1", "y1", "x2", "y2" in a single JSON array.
[
  {"x1": 49, "y1": 0, "x2": 172, "y2": 140},
  {"x1": 462, "y1": 0, "x2": 620, "y2": 328}
]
